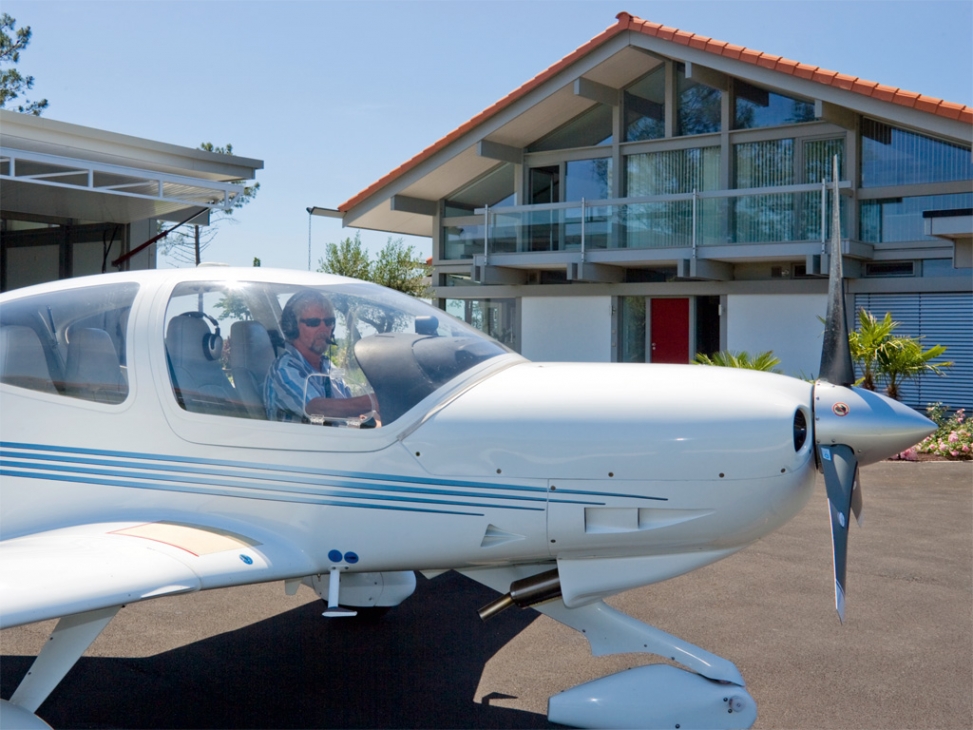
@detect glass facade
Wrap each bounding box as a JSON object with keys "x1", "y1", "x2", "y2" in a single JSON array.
[
  {"x1": 625, "y1": 65, "x2": 666, "y2": 142},
  {"x1": 528, "y1": 104, "x2": 613, "y2": 152},
  {"x1": 734, "y1": 139, "x2": 795, "y2": 242},
  {"x1": 626, "y1": 147, "x2": 721, "y2": 247},
  {"x1": 734, "y1": 79, "x2": 815, "y2": 129},
  {"x1": 861, "y1": 119, "x2": 973, "y2": 187},
  {"x1": 676, "y1": 63, "x2": 722, "y2": 136},
  {"x1": 860, "y1": 192, "x2": 973, "y2": 243},
  {"x1": 445, "y1": 298, "x2": 518, "y2": 349}
]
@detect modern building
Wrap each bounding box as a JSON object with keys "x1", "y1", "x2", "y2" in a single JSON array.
[
  {"x1": 0, "y1": 110, "x2": 263, "y2": 291},
  {"x1": 337, "y1": 12, "x2": 972, "y2": 410}
]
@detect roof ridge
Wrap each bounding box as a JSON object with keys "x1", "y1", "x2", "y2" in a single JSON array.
[{"x1": 339, "y1": 13, "x2": 971, "y2": 213}]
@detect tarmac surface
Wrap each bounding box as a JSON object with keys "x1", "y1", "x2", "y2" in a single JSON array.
[{"x1": 1, "y1": 460, "x2": 970, "y2": 729}]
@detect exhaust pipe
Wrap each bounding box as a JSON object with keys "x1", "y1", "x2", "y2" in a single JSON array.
[{"x1": 478, "y1": 568, "x2": 561, "y2": 620}]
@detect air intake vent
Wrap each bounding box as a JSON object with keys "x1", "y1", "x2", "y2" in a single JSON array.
[{"x1": 794, "y1": 409, "x2": 808, "y2": 451}]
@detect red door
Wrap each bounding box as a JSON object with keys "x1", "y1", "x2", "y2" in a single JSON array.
[{"x1": 650, "y1": 298, "x2": 690, "y2": 363}]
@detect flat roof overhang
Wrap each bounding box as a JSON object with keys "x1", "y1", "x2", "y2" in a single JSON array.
[{"x1": 0, "y1": 110, "x2": 263, "y2": 225}]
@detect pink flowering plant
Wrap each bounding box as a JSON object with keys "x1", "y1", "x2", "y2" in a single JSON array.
[{"x1": 916, "y1": 404, "x2": 972, "y2": 460}]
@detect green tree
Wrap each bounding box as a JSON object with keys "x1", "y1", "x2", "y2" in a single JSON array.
[
  {"x1": 318, "y1": 234, "x2": 429, "y2": 298},
  {"x1": 318, "y1": 232, "x2": 372, "y2": 281},
  {"x1": 159, "y1": 142, "x2": 260, "y2": 265},
  {"x1": 372, "y1": 238, "x2": 429, "y2": 297},
  {"x1": 694, "y1": 350, "x2": 782, "y2": 372},
  {"x1": 0, "y1": 13, "x2": 48, "y2": 115}
]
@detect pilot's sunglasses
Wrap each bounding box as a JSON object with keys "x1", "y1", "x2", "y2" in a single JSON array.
[{"x1": 300, "y1": 317, "x2": 336, "y2": 328}]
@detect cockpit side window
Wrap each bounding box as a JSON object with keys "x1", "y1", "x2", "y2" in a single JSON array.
[
  {"x1": 165, "y1": 283, "x2": 263, "y2": 418},
  {"x1": 0, "y1": 283, "x2": 138, "y2": 404},
  {"x1": 164, "y1": 280, "x2": 511, "y2": 428}
]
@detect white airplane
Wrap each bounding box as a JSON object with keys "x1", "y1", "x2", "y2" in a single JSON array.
[{"x1": 0, "y1": 194, "x2": 934, "y2": 729}]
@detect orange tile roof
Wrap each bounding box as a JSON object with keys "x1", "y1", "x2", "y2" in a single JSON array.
[{"x1": 340, "y1": 11, "x2": 972, "y2": 213}]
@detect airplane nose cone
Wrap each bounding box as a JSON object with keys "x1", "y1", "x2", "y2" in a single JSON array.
[{"x1": 813, "y1": 382, "x2": 936, "y2": 466}]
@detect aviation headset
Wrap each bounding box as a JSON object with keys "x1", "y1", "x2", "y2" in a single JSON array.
[
  {"x1": 280, "y1": 290, "x2": 336, "y2": 344},
  {"x1": 184, "y1": 311, "x2": 223, "y2": 361}
]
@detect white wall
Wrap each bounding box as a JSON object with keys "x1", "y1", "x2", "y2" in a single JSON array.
[
  {"x1": 521, "y1": 296, "x2": 612, "y2": 362},
  {"x1": 726, "y1": 294, "x2": 828, "y2": 377}
]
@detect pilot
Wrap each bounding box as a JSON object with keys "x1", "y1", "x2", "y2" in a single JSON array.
[{"x1": 264, "y1": 289, "x2": 376, "y2": 423}]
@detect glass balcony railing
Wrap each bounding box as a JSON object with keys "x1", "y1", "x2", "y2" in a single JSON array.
[{"x1": 456, "y1": 181, "x2": 851, "y2": 260}]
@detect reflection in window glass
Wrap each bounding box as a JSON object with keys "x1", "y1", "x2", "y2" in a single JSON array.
[
  {"x1": 677, "y1": 64, "x2": 721, "y2": 136},
  {"x1": 734, "y1": 80, "x2": 814, "y2": 129},
  {"x1": 445, "y1": 163, "x2": 516, "y2": 216},
  {"x1": 443, "y1": 223, "x2": 485, "y2": 260},
  {"x1": 0, "y1": 282, "x2": 137, "y2": 403},
  {"x1": 528, "y1": 105, "x2": 613, "y2": 152},
  {"x1": 625, "y1": 66, "x2": 665, "y2": 142},
  {"x1": 565, "y1": 158, "x2": 613, "y2": 201},
  {"x1": 861, "y1": 119, "x2": 973, "y2": 187},
  {"x1": 735, "y1": 139, "x2": 794, "y2": 242},
  {"x1": 860, "y1": 193, "x2": 973, "y2": 243},
  {"x1": 625, "y1": 147, "x2": 721, "y2": 247},
  {"x1": 800, "y1": 138, "x2": 845, "y2": 240}
]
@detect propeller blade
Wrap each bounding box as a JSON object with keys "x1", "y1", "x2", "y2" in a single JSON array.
[
  {"x1": 818, "y1": 155, "x2": 855, "y2": 387},
  {"x1": 850, "y1": 463, "x2": 864, "y2": 527},
  {"x1": 818, "y1": 443, "x2": 858, "y2": 622}
]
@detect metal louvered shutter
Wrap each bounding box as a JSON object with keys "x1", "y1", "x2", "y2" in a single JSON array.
[{"x1": 855, "y1": 293, "x2": 972, "y2": 411}]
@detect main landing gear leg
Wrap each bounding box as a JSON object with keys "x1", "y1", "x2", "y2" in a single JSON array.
[
  {"x1": 3, "y1": 606, "x2": 121, "y2": 727},
  {"x1": 461, "y1": 566, "x2": 757, "y2": 729}
]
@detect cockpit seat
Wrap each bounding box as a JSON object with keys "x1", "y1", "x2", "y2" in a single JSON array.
[
  {"x1": 0, "y1": 325, "x2": 57, "y2": 394},
  {"x1": 166, "y1": 314, "x2": 242, "y2": 416},
  {"x1": 64, "y1": 328, "x2": 127, "y2": 404},
  {"x1": 229, "y1": 321, "x2": 275, "y2": 419}
]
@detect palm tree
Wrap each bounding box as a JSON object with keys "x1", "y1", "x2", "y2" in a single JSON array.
[
  {"x1": 849, "y1": 308, "x2": 952, "y2": 400},
  {"x1": 877, "y1": 338, "x2": 952, "y2": 401},
  {"x1": 848, "y1": 309, "x2": 898, "y2": 391},
  {"x1": 693, "y1": 350, "x2": 782, "y2": 372}
]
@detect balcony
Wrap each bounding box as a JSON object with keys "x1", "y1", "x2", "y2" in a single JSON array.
[{"x1": 441, "y1": 181, "x2": 870, "y2": 283}]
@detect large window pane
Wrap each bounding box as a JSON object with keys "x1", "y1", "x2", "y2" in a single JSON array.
[
  {"x1": 445, "y1": 298, "x2": 518, "y2": 349},
  {"x1": 528, "y1": 104, "x2": 613, "y2": 152},
  {"x1": 860, "y1": 193, "x2": 973, "y2": 243},
  {"x1": 625, "y1": 147, "x2": 721, "y2": 248},
  {"x1": 677, "y1": 63, "x2": 721, "y2": 136},
  {"x1": 799, "y1": 138, "x2": 845, "y2": 241},
  {"x1": 445, "y1": 163, "x2": 516, "y2": 216},
  {"x1": 734, "y1": 79, "x2": 814, "y2": 129},
  {"x1": 625, "y1": 65, "x2": 665, "y2": 142},
  {"x1": 861, "y1": 119, "x2": 973, "y2": 187},
  {"x1": 565, "y1": 158, "x2": 613, "y2": 250},
  {"x1": 734, "y1": 139, "x2": 794, "y2": 242}
]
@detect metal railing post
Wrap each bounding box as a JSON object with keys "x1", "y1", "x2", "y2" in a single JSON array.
[
  {"x1": 821, "y1": 177, "x2": 827, "y2": 249},
  {"x1": 483, "y1": 203, "x2": 489, "y2": 265},
  {"x1": 580, "y1": 198, "x2": 586, "y2": 262},
  {"x1": 691, "y1": 188, "x2": 698, "y2": 255}
]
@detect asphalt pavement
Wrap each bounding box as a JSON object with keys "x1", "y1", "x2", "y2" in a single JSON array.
[{"x1": 1, "y1": 460, "x2": 970, "y2": 729}]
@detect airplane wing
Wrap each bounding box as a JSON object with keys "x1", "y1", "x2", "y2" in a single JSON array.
[{"x1": 0, "y1": 520, "x2": 317, "y2": 629}]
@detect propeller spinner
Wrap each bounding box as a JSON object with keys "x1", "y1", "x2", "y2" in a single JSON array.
[{"x1": 812, "y1": 156, "x2": 934, "y2": 622}]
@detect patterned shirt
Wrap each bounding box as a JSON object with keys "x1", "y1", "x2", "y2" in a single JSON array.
[{"x1": 264, "y1": 342, "x2": 351, "y2": 422}]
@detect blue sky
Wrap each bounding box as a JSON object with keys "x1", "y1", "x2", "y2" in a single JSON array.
[{"x1": 5, "y1": 1, "x2": 972, "y2": 270}]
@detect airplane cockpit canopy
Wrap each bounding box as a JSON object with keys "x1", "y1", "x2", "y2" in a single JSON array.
[{"x1": 164, "y1": 278, "x2": 514, "y2": 427}]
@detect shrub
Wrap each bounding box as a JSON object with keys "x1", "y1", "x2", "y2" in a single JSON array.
[{"x1": 916, "y1": 404, "x2": 972, "y2": 460}]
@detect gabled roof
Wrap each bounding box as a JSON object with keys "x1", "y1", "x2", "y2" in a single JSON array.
[{"x1": 339, "y1": 11, "x2": 972, "y2": 226}]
